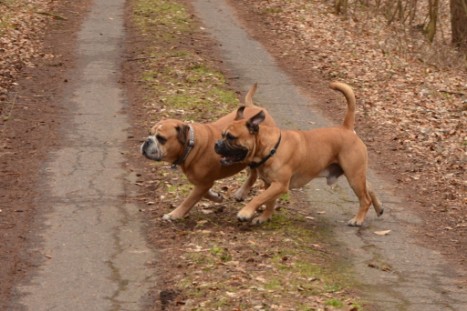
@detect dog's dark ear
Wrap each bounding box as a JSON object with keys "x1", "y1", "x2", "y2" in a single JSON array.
[
  {"x1": 175, "y1": 124, "x2": 189, "y2": 145},
  {"x1": 246, "y1": 110, "x2": 265, "y2": 134},
  {"x1": 235, "y1": 106, "x2": 246, "y2": 120}
]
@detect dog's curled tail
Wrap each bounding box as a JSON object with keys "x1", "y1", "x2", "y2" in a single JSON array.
[
  {"x1": 329, "y1": 81, "x2": 356, "y2": 130},
  {"x1": 244, "y1": 83, "x2": 258, "y2": 107}
]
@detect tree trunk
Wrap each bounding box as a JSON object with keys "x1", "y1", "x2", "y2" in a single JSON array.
[
  {"x1": 425, "y1": 0, "x2": 439, "y2": 42},
  {"x1": 451, "y1": 0, "x2": 467, "y2": 49},
  {"x1": 335, "y1": 0, "x2": 349, "y2": 15}
]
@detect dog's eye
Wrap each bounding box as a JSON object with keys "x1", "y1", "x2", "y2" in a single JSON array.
[
  {"x1": 156, "y1": 135, "x2": 167, "y2": 145},
  {"x1": 225, "y1": 133, "x2": 236, "y2": 141}
]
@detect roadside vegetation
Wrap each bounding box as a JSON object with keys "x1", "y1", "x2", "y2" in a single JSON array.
[{"x1": 126, "y1": 0, "x2": 363, "y2": 309}]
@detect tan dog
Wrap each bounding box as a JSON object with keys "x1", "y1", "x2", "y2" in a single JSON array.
[
  {"x1": 141, "y1": 84, "x2": 276, "y2": 220},
  {"x1": 214, "y1": 82, "x2": 383, "y2": 226}
]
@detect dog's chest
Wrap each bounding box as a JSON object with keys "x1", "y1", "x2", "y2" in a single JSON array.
[{"x1": 258, "y1": 169, "x2": 314, "y2": 189}]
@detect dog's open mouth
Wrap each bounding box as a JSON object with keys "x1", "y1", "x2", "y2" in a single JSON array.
[
  {"x1": 221, "y1": 156, "x2": 245, "y2": 166},
  {"x1": 215, "y1": 140, "x2": 248, "y2": 166},
  {"x1": 217, "y1": 147, "x2": 248, "y2": 166}
]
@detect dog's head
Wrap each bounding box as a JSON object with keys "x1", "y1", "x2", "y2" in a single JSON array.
[
  {"x1": 214, "y1": 107, "x2": 265, "y2": 166},
  {"x1": 141, "y1": 119, "x2": 190, "y2": 163}
]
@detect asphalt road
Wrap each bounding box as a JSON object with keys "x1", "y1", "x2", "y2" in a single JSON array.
[{"x1": 15, "y1": 0, "x2": 156, "y2": 310}]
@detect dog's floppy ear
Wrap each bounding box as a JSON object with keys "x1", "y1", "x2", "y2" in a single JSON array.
[
  {"x1": 235, "y1": 106, "x2": 246, "y2": 120},
  {"x1": 246, "y1": 110, "x2": 265, "y2": 134},
  {"x1": 175, "y1": 124, "x2": 189, "y2": 145}
]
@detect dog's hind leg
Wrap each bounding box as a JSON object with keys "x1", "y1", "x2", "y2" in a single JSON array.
[
  {"x1": 204, "y1": 189, "x2": 223, "y2": 203},
  {"x1": 345, "y1": 172, "x2": 372, "y2": 226},
  {"x1": 233, "y1": 168, "x2": 258, "y2": 202}
]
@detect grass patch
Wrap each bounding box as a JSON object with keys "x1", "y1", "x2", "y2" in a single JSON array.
[
  {"x1": 133, "y1": 0, "x2": 190, "y2": 37},
  {"x1": 132, "y1": 0, "x2": 238, "y2": 123},
  {"x1": 326, "y1": 298, "x2": 344, "y2": 308},
  {"x1": 209, "y1": 245, "x2": 232, "y2": 262}
]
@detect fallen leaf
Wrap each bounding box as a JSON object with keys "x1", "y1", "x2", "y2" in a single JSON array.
[{"x1": 374, "y1": 230, "x2": 391, "y2": 236}]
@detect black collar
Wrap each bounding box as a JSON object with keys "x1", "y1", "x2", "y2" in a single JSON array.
[
  {"x1": 249, "y1": 132, "x2": 281, "y2": 169},
  {"x1": 171, "y1": 125, "x2": 195, "y2": 169}
]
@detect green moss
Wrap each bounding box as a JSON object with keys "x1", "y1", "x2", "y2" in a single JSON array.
[
  {"x1": 279, "y1": 192, "x2": 291, "y2": 202},
  {"x1": 166, "y1": 183, "x2": 191, "y2": 196},
  {"x1": 209, "y1": 245, "x2": 232, "y2": 262},
  {"x1": 263, "y1": 7, "x2": 283, "y2": 14},
  {"x1": 186, "y1": 252, "x2": 215, "y2": 267},
  {"x1": 264, "y1": 277, "x2": 282, "y2": 291},
  {"x1": 325, "y1": 298, "x2": 344, "y2": 308}
]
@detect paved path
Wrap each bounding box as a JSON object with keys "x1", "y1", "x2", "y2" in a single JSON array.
[
  {"x1": 193, "y1": 0, "x2": 467, "y2": 310},
  {"x1": 16, "y1": 0, "x2": 156, "y2": 310}
]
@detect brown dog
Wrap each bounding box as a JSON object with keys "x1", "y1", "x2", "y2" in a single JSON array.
[
  {"x1": 214, "y1": 82, "x2": 383, "y2": 226},
  {"x1": 141, "y1": 84, "x2": 276, "y2": 220}
]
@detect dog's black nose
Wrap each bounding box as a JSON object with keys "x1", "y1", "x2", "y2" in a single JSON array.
[
  {"x1": 142, "y1": 139, "x2": 152, "y2": 155},
  {"x1": 214, "y1": 140, "x2": 223, "y2": 153}
]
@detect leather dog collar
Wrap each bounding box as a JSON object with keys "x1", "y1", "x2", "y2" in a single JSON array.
[
  {"x1": 171, "y1": 125, "x2": 195, "y2": 169},
  {"x1": 249, "y1": 132, "x2": 281, "y2": 169}
]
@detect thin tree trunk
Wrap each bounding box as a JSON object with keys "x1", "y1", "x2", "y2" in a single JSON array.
[
  {"x1": 451, "y1": 0, "x2": 467, "y2": 49},
  {"x1": 425, "y1": 0, "x2": 439, "y2": 42},
  {"x1": 335, "y1": 0, "x2": 349, "y2": 15}
]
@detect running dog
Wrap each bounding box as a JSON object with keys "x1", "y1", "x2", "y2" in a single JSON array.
[{"x1": 214, "y1": 82, "x2": 383, "y2": 226}]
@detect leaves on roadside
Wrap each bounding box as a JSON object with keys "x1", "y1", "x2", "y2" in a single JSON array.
[
  {"x1": 0, "y1": 1, "x2": 61, "y2": 116},
  {"x1": 374, "y1": 230, "x2": 392, "y2": 236}
]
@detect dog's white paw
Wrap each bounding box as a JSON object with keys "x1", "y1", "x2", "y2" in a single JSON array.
[
  {"x1": 206, "y1": 190, "x2": 223, "y2": 203},
  {"x1": 162, "y1": 214, "x2": 173, "y2": 221},
  {"x1": 237, "y1": 209, "x2": 254, "y2": 222},
  {"x1": 233, "y1": 189, "x2": 247, "y2": 202},
  {"x1": 347, "y1": 217, "x2": 363, "y2": 227},
  {"x1": 162, "y1": 213, "x2": 183, "y2": 221},
  {"x1": 251, "y1": 214, "x2": 271, "y2": 225}
]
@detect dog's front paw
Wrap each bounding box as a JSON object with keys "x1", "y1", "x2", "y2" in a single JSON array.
[
  {"x1": 347, "y1": 217, "x2": 363, "y2": 227},
  {"x1": 233, "y1": 189, "x2": 247, "y2": 202},
  {"x1": 162, "y1": 212, "x2": 183, "y2": 221},
  {"x1": 205, "y1": 190, "x2": 223, "y2": 203},
  {"x1": 376, "y1": 204, "x2": 384, "y2": 217},
  {"x1": 237, "y1": 208, "x2": 254, "y2": 222},
  {"x1": 251, "y1": 214, "x2": 271, "y2": 225}
]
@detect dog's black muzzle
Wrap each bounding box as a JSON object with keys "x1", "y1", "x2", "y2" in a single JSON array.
[
  {"x1": 141, "y1": 138, "x2": 162, "y2": 161},
  {"x1": 215, "y1": 140, "x2": 248, "y2": 166},
  {"x1": 214, "y1": 140, "x2": 225, "y2": 154},
  {"x1": 141, "y1": 139, "x2": 152, "y2": 156}
]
